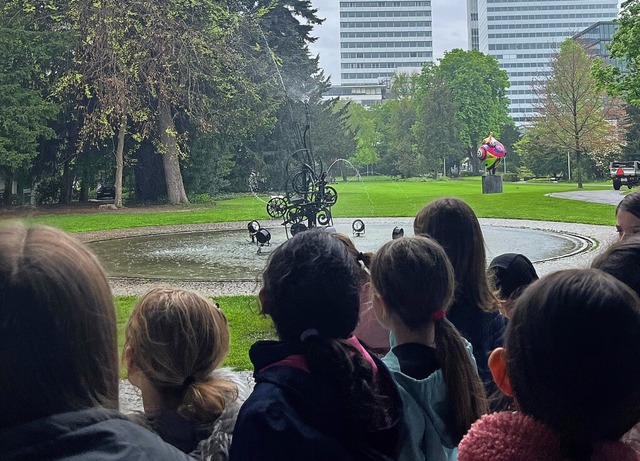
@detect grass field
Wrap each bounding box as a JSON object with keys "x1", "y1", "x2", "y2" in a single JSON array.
[
  {"x1": 9, "y1": 177, "x2": 617, "y2": 373},
  {"x1": 15, "y1": 177, "x2": 617, "y2": 232}
]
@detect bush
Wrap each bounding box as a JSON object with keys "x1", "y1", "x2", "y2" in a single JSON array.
[
  {"x1": 187, "y1": 193, "x2": 215, "y2": 204},
  {"x1": 502, "y1": 172, "x2": 519, "y2": 182}
]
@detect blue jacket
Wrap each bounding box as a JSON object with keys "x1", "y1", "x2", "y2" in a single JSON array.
[
  {"x1": 0, "y1": 408, "x2": 195, "y2": 461},
  {"x1": 229, "y1": 339, "x2": 403, "y2": 461},
  {"x1": 382, "y1": 341, "x2": 477, "y2": 461}
]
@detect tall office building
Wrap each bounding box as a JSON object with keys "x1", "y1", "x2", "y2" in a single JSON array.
[
  {"x1": 467, "y1": 0, "x2": 480, "y2": 50},
  {"x1": 339, "y1": 0, "x2": 433, "y2": 85},
  {"x1": 476, "y1": 0, "x2": 618, "y2": 124}
]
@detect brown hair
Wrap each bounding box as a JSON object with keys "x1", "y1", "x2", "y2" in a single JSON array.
[
  {"x1": 371, "y1": 236, "x2": 488, "y2": 442},
  {"x1": 616, "y1": 189, "x2": 640, "y2": 219},
  {"x1": 330, "y1": 232, "x2": 374, "y2": 287},
  {"x1": 124, "y1": 287, "x2": 237, "y2": 422},
  {"x1": 0, "y1": 223, "x2": 118, "y2": 429},
  {"x1": 414, "y1": 197, "x2": 500, "y2": 312},
  {"x1": 591, "y1": 234, "x2": 640, "y2": 297}
]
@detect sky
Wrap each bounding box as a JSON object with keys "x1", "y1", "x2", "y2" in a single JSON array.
[{"x1": 308, "y1": 0, "x2": 469, "y2": 84}]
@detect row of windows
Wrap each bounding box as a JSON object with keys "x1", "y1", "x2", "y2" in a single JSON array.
[
  {"x1": 488, "y1": 4, "x2": 617, "y2": 12},
  {"x1": 341, "y1": 41, "x2": 431, "y2": 48},
  {"x1": 341, "y1": 61, "x2": 425, "y2": 69},
  {"x1": 501, "y1": 61, "x2": 549, "y2": 69},
  {"x1": 507, "y1": 70, "x2": 551, "y2": 77},
  {"x1": 507, "y1": 89, "x2": 535, "y2": 95},
  {"x1": 488, "y1": 22, "x2": 592, "y2": 30},
  {"x1": 490, "y1": 42, "x2": 559, "y2": 50},
  {"x1": 495, "y1": 53, "x2": 554, "y2": 60},
  {"x1": 509, "y1": 98, "x2": 539, "y2": 104},
  {"x1": 341, "y1": 31, "x2": 431, "y2": 38},
  {"x1": 489, "y1": 31, "x2": 576, "y2": 39},
  {"x1": 510, "y1": 107, "x2": 537, "y2": 114},
  {"x1": 470, "y1": 13, "x2": 478, "y2": 20},
  {"x1": 340, "y1": 11, "x2": 430, "y2": 18},
  {"x1": 341, "y1": 21, "x2": 431, "y2": 28},
  {"x1": 488, "y1": 12, "x2": 617, "y2": 21},
  {"x1": 342, "y1": 72, "x2": 396, "y2": 79},
  {"x1": 340, "y1": 1, "x2": 430, "y2": 7},
  {"x1": 341, "y1": 51, "x2": 432, "y2": 58}
]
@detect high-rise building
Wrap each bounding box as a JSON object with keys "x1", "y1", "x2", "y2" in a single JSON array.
[
  {"x1": 476, "y1": 0, "x2": 618, "y2": 125},
  {"x1": 339, "y1": 0, "x2": 433, "y2": 85},
  {"x1": 572, "y1": 21, "x2": 620, "y2": 66},
  {"x1": 467, "y1": 0, "x2": 480, "y2": 50}
]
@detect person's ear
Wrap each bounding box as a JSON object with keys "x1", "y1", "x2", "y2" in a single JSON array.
[
  {"x1": 258, "y1": 288, "x2": 266, "y2": 307},
  {"x1": 489, "y1": 347, "x2": 513, "y2": 397},
  {"x1": 124, "y1": 346, "x2": 140, "y2": 385},
  {"x1": 372, "y1": 289, "x2": 391, "y2": 328}
]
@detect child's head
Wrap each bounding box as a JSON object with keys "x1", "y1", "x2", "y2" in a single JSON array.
[
  {"x1": 490, "y1": 269, "x2": 640, "y2": 455},
  {"x1": 330, "y1": 232, "x2": 373, "y2": 288},
  {"x1": 124, "y1": 287, "x2": 235, "y2": 422},
  {"x1": 616, "y1": 190, "x2": 640, "y2": 239},
  {"x1": 489, "y1": 253, "x2": 539, "y2": 317},
  {"x1": 591, "y1": 235, "x2": 640, "y2": 297},
  {"x1": 370, "y1": 236, "x2": 488, "y2": 441},
  {"x1": 0, "y1": 223, "x2": 118, "y2": 429},
  {"x1": 414, "y1": 197, "x2": 497, "y2": 308},
  {"x1": 260, "y1": 229, "x2": 360, "y2": 341}
]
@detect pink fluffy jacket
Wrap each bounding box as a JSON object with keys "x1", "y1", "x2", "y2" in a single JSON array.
[{"x1": 458, "y1": 411, "x2": 639, "y2": 461}]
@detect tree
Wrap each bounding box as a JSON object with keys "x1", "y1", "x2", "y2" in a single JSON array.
[
  {"x1": 533, "y1": 39, "x2": 621, "y2": 188},
  {"x1": 593, "y1": 0, "x2": 640, "y2": 106},
  {"x1": 413, "y1": 70, "x2": 465, "y2": 177},
  {"x1": 345, "y1": 102, "x2": 379, "y2": 173},
  {"x1": 436, "y1": 49, "x2": 511, "y2": 174}
]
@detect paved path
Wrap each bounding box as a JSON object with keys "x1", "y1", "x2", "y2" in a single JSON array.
[{"x1": 548, "y1": 189, "x2": 625, "y2": 206}]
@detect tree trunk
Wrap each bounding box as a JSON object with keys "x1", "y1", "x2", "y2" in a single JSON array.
[
  {"x1": 341, "y1": 165, "x2": 347, "y2": 182},
  {"x1": 576, "y1": 150, "x2": 583, "y2": 189},
  {"x1": 115, "y1": 115, "x2": 126, "y2": 208},
  {"x1": 58, "y1": 159, "x2": 75, "y2": 204},
  {"x1": 3, "y1": 173, "x2": 13, "y2": 206},
  {"x1": 158, "y1": 97, "x2": 189, "y2": 205}
]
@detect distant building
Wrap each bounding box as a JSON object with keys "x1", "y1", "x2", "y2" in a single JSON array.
[
  {"x1": 467, "y1": 0, "x2": 480, "y2": 50},
  {"x1": 339, "y1": 0, "x2": 433, "y2": 85},
  {"x1": 572, "y1": 21, "x2": 623, "y2": 68},
  {"x1": 476, "y1": 0, "x2": 619, "y2": 125},
  {"x1": 321, "y1": 83, "x2": 388, "y2": 107}
]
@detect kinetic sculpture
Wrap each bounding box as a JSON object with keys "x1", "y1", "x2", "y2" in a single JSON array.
[
  {"x1": 265, "y1": 104, "x2": 338, "y2": 237},
  {"x1": 477, "y1": 132, "x2": 507, "y2": 175}
]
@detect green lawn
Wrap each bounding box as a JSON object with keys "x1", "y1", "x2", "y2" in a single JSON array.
[
  {"x1": 16, "y1": 177, "x2": 617, "y2": 232},
  {"x1": 115, "y1": 295, "x2": 273, "y2": 377}
]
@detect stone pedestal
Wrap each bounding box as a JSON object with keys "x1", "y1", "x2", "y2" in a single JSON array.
[{"x1": 482, "y1": 175, "x2": 503, "y2": 194}]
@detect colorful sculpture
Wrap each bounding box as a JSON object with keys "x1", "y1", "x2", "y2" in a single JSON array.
[{"x1": 477, "y1": 132, "x2": 506, "y2": 175}]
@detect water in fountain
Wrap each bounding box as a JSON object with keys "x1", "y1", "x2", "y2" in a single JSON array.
[
  {"x1": 326, "y1": 159, "x2": 376, "y2": 215},
  {"x1": 247, "y1": 170, "x2": 268, "y2": 204}
]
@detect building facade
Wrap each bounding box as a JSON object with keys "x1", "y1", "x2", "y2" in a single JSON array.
[
  {"x1": 339, "y1": 0, "x2": 433, "y2": 85},
  {"x1": 476, "y1": 0, "x2": 618, "y2": 125},
  {"x1": 572, "y1": 20, "x2": 619, "y2": 65},
  {"x1": 467, "y1": 0, "x2": 480, "y2": 50}
]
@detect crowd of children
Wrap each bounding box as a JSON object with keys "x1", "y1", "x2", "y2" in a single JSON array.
[{"x1": 3, "y1": 191, "x2": 640, "y2": 460}]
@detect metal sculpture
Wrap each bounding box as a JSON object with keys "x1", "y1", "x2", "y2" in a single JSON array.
[
  {"x1": 265, "y1": 104, "x2": 338, "y2": 237},
  {"x1": 477, "y1": 132, "x2": 507, "y2": 175}
]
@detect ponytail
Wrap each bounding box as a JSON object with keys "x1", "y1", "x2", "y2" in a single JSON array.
[
  {"x1": 178, "y1": 374, "x2": 239, "y2": 423},
  {"x1": 434, "y1": 317, "x2": 488, "y2": 442},
  {"x1": 301, "y1": 336, "x2": 390, "y2": 432}
]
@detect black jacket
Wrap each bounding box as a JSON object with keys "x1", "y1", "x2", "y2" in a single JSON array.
[
  {"x1": 229, "y1": 339, "x2": 402, "y2": 461},
  {"x1": 0, "y1": 408, "x2": 195, "y2": 461}
]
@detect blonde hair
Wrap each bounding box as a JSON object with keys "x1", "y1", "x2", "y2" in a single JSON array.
[
  {"x1": 124, "y1": 287, "x2": 237, "y2": 422},
  {"x1": 0, "y1": 222, "x2": 118, "y2": 429}
]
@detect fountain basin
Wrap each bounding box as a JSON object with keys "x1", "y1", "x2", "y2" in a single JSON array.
[{"x1": 88, "y1": 218, "x2": 591, "y2": 281}]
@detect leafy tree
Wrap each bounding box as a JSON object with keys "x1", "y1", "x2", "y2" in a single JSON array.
[
  {"x1": 436, "y1": 49, "x2": 511, "y2": 173},
  {"x1": 593, "y1": 0, "x2": 640, "y2": 106},
  {"x1": 533, "y1": 39, "x2": 621, "y2": 188},
  {"x1": 345, "y1": 102, "x2": 379, "y2": 172},
  {"x1": 413, "y1": 70, "x2": 465, "y2": 178}
]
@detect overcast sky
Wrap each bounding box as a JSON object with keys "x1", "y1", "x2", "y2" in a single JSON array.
[{"x1": 308, "y1": 0, "x2": 469, "y2": 84}]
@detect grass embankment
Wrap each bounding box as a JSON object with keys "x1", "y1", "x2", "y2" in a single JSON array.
[
  {"x1": 116, "y1": 295, "x2": 274, "y2": 377},
  {"x1": 16, "y1": 177, "x2": 616, "y2": 232}
]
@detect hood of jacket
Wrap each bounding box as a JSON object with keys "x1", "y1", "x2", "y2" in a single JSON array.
[{"x1": 0, "y1": 408, "x2": 194, "y2": 461}]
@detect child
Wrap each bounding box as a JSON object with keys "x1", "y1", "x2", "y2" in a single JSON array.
[
  {"x1": 616, "y1": 190, "x2": 640, "y2": 239},
  {"x1": 459, "y1": 269, "x2": 640, "y2": 460},
  {"x1": 370, "y1": 236, "x2": 488, "y2": 461},
  {"x1": 124, "y1": 287, "x2": 249, "y2": 459},
  {"x1": 414, "y1": 197, "x2": 505, "y2": 390},
  {"x1": 331, "y1": 232, "x2": 391, "y2": 354},
  {"x1": 0, "y1": 223, "x2": 191, "y2": 460},
  {"x1": 229, "y1": 230, "x2": 402, "y2": 461},
  {"x1": 489, "y1": 253, "x2": 539, "y2": 318}
]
